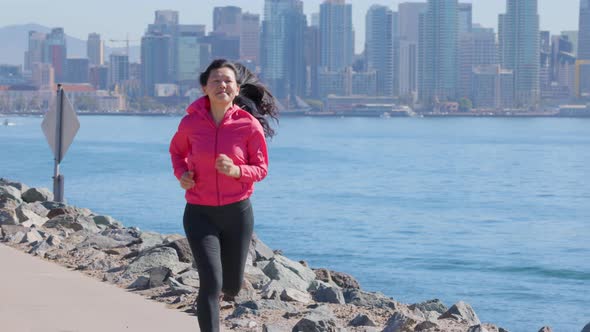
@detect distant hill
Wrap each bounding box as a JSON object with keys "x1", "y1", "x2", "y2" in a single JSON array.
[{"x1": 0, "y1": 23, "x2": 140, "y2": 67}]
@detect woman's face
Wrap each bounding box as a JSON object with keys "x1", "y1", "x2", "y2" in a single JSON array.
[{"x1": 202, "y1": 67, "x2": 240, "y2": 106}]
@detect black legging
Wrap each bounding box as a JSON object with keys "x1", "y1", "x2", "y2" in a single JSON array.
[{"x1": 183, "y1": 199, "x2": 254, "y2": 332}]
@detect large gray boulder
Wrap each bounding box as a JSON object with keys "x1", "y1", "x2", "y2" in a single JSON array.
[
  {"x1": 16, "y1": 205, "x2": 48, "y2": 227},
  {"x1": 77, "y1": 233, "x2": 135, "y2": 250},
  {"x1": 349, "y1": 314, "x2": 377, "y2": 327},
  {"x1": 138, "y1": 231, "x2": 166, "y2": 252},
  {"x1": 439, "y1": 301, "x2": 481, "y2": 326},
  {"x1": 177, "y1": 269, "x2": 200, "y2": 288},
  {"x1": 0, "y1": 196, "x2": 20, "y2": 210},
  {"x1": 263, "y1": 255, "x2": 316, "y2": 292},
  {"x1": 0, "y1": 178, "x2": 29, "y2": 193},
  {"x1": 250, "y1": 232, "x2": 275, "y2": 262},
  {"x1": 21, "y1": 229, "x2": 44, "y2": 244},
  {"x1": 22, "y1": 187, "x2": 53, "y2": 203},
  {"x1": 22, "y1": 202, "x2": 49, "y2": 217},
  {"x1": 409, "y1": 299, "x2": 448, "y2": 315},
  {"x1": 0, "y1": 185, "x2": 23, "y2": 203},
  {"x1": 165, "y1": 238, "x2": 194, "y2": 264},
  {"x1": 313, "y1": 283, "x2": 345, "y2": 304},
  {"x1": 44, "y1": 215, "x2": 100, "y2": 233},
  {"x1": 383, "y1": 312, "x2": 419, "y2": 332},
  {"x1": 126, "y1": 246, "x2": 191, "y2": 275},
  {"x1": 0, "y1": 209, "x2": 19, "y2": 225},
  {"x1": 244, "y1": 264, "x2": 270, "y2": 289},
  {"x1": 292, "y1": 306, "x2": 338, "y2": 332},
  {"x1": 93, "y1": 215, "x2": 122, "y2": 228},
  {"x1": 281, "y1": 288, "x2": 312, "y2": 304},
  {"x1": 343, "y1": 289, "x2": 398, "y2": 309}
]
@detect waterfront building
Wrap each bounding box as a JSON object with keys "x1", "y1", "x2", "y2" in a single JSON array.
[
  {"x1": 499, "y1": 0, "x2": 540, "y2": 107},
  {"x1": 352, "y1": 70, "x2": 377, "y2": 96},
  {"x1": 261, "y1": 0, "x2": 307, "y2": 101},
  {"x1": 418, "y1": 0, "x2": 459, "y2": 104},
  {"x1": 366, "y1": 5, "x2": 396, "y2": 96},
  {"x1": 177, "y1": 25, "x2": 206, "y2": 92},
  {"x1": 32, "y1": 63, "x2": 54, "y2": 90},
  {"x1": 65, "y1": 58, "x2": 89, "y2": 84},
  {"x1": 305, "y1": 25, "x2": 320, "y2": 98},
  {"x1": 148, "y1": 10, "x2": 179, "y2": 86},
  {"x1": 0, "y1": 65, "x2": 25, "y2": 85},
  {"x1": 87, "y1": 33, "x2": 104, "y2": 66},
  {"x1": 472, "y1": 64, "x2": 514, "y2": 109},
  {"x1": 240, "y1": 13, "x2": 260, "y2": 64},
  {"x1": 25, "y1": 31, "x2": 46, "y2": 72},
  {"x1": 44, "y1": 28, "x2": 67, "y2": 83},
  {"x1": 141, "y1": 33, "x2": 172, "y2": 96},
  {"x1": 397, "y1": 2, "x2": 427, "y2": 99},
  {"x1": 320, "y1": 0, "x2": 354, "y2": 72},
  {"x1": 89, "y1": 65, "x2": 108, "y2": 90},
  {"x1": 578, "y1": 0, "x2": 590, "y2": 95},
  {"x1": 108, "y1": 54, "x2": 129, "y2": 90}
]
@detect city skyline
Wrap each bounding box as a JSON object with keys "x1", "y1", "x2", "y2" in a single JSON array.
[{"x1": 0, "y1": 0, "x2": 581, "y2": 54}]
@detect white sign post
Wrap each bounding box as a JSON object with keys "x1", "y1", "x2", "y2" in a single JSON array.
[{"x1": 41, "y1": 84, "x2": 80, "y2": 202}]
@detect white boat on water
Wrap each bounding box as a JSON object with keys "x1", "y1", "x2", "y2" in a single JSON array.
[{"x1": 2, "y1": 119, "x2": 16, "y2": 126}]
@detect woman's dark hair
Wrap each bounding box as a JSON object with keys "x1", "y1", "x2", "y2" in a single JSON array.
[{"x1": 200, "y1": 59, "x2": 279, "y2": 138}]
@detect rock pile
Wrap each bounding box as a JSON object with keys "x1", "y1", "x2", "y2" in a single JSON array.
[{"x1": 1, "y1": 178, "x2": 586, "y2": 331}]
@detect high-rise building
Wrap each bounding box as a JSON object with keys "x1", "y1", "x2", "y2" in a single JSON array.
[
  {"x1": 45, "y1": 28, "x2": 67, "y2": 83},
  {"x1": 419, "y1": 0, "x2": 459, "y2": 104},
  {"x1": 319, "y1": 0, "x2": 354, "y2": 72},
  {"x1": 261, "y1": 0, "x2": 307, "y2": 101},
  {"x1": 366, "y1": 5, "x2": 396, "y2": 96},
  {"x1": 177, "y1": 25, "x2": 206, "y2": 87},
  {"x1": 397, "y1": 2, "x2": 427, "y2": 99},
  {"x1": 304, "y1": 25, "x2": 320, "y2": 98},
  {"x1": 561, "y1": 31, "x2": 579, "y2": 56},
  {"x1": 148, "y1": 10, "x2": 179, "y2": 85},
  {"x1": 578, "y1": 0, "x2": 590, "y2": 95},
  {"x1": 141, "y1": 33, "x2": 172, "y2": 96},
  {"x1": 87, "y1": 33, "x2": 104, "y2": 66},
  {"x1": 155, "y1": 10, "x2": 179, "y2": 25},
  {"x1": 25, "y1": 31, "x2": 46, "y2": 71},
  {"x1": 66, "y1": 58, "x2": 89, "y2": 83},
  {"x1": 89, "y1": 65, "x2": 108, "y2": 90},
  {"x1": 499, "y1": 0, "x2": 540, "y2": 107},
  {"x1": 472, "y1": 64, "x2": 514, "y2": 109},
  {"x1": 240, "y1": 13, "x2": 260, "y2": 64},
  {"x1": 458, "y1": 26, "x2": 498, "y2": 100},
  {"x1": 32, "y1": 63, "x2": 54, "y2": 90},
  {"x1": 214, "y1": 6, "x2": 242, "y2": 37},
  {"x1": 458, "y1": 3, "x2": 472, "y2": 35},
  {"x1": 108, "y1": 54, "x2": 129, "y2": 90}
]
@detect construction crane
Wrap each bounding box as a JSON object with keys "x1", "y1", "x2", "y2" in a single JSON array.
[{"x1": 109, "y1": 34, "x2": 139, "y2": 56}]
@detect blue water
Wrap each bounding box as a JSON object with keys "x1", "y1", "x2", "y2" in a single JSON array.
[{"x1": 1, "y1": 115, "x2": 589, "y2": 331}]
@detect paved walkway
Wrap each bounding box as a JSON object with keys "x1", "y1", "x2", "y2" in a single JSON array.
[{"x1": 0, "y1": 244, "x2": 200, "y2": 332}]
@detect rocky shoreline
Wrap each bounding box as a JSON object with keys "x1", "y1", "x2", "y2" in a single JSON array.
[{"x1": 1, "y1": 178, "x2": 588, "y2": 332}]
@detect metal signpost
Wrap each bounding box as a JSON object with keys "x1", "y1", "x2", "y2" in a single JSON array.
[{"x1": 41, "y1": 84, "x2": 80, "y2": 202}]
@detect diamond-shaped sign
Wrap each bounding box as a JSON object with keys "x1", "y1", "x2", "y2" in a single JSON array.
[{"x1": 41, "y1": 92, "x2": 80, "y2": 163}]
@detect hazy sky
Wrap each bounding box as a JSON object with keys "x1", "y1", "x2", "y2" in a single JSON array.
[{"x1": 1, "y1": 0, "x2": 582, "y2": 53}]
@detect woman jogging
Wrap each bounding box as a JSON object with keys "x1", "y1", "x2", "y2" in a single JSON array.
[{"x1": 169, "y1": 59, "x2": 277, "y2": 332}]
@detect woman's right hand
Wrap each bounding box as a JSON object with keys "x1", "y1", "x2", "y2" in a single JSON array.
[{"x1": 180, "y1": 171, "x2": 195, "y2": 190}]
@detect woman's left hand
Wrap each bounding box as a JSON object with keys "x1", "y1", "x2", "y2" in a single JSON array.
[{"x1": 215, "y1": 154, "x2": 241, "y2": 178}]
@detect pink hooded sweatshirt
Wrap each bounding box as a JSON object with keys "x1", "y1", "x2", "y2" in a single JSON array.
[{"x1": 169, "y1": 96, "x2": 268, "y2": 206}]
